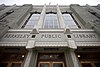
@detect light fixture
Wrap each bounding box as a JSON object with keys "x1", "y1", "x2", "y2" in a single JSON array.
[
  {"x1": 77, "y1": 55, "x2": 80, "y2": 58},
  {"x1": 22, "y1": 55, "x2": 25, "y2": 58},
  {"x1": 50, "y1": 55, "x2": 52, "y2": 58}
]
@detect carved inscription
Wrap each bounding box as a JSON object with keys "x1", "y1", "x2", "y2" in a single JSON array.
[
  {"x1": 41, "y1": 34, "x2": 61, "y2": 38},
  {"x1": 4, "y1": 34, "x2": 30, "y2": 38},
  {"x1": 74, "y1": 34, "x2": 96, "y2": 38}
]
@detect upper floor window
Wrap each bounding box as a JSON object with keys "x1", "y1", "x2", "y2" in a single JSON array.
[
  {"x1": 22, "y1": 12, "x2": 40, "y2": 28},
  {"x1": 62, "y1": 13, "x2": 79, "y2": 28},
  {"x1": 44, "y1": 12, "x2": 59, "y2": 28}
]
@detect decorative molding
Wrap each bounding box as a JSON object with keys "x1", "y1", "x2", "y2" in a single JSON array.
[
  {"x1": 3, "y1": 33, "x2": 30, "y2": 38},
  {"x1": 0, "y1": 42, "x2": 27, "y2": 46},
  {"x1": 35, "y1": 42, "x2": 68, "y2": 47},
  {"x1": 26, "y1": 40, "x2": 35, "y2": 49},
  {"x1": 67, "y1": 40, "x2": 77, "y2": 49},
  {"x1": 76, "y1": 42, "x2": 100, "y2": 46}
]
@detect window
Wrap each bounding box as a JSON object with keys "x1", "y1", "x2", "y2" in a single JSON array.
[
  {"x1": 37, "y1": 53, "x2": 65, "y2": 67},
  {"x1": 44, "y1": 13, "x2": 59, "y2": 28},
  {"x1": 0, "y1": 52, "x2": 26, "y2": 67},
  {"x1": 81, "y1": 63, "x2": 92, "y2": 67},
  {"x1": 63, "y1": 14, "x2": 78, "y2": 28},
  {"x1": 0, "y1": 63, "x2": 8, "y2": 67},
  {"x1": 23, "y1": 13, "x2": 40, "y2": 28},
  {"x1": 11, "y1": 63, "x2": 21, "y2": 67},
  {"x1": 95, "y1": 63, "x2": 100, "y2": 67},
  {"x1": 38, "y1": 53, "x2": 64, "y2": 60}
]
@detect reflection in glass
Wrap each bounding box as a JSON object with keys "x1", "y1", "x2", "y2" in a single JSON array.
[
  {"x1": 39, "y1": 53, "x2": 64, "y2": 60},
  {"x1": 40, "y1": 63, "x2": 49, "y2": 67},
  {"x1": 53, "y1": 63, "x2": 63, "y2": 67},
  {"x1": 24, "y1": 14, "x2": 40, "y2": 28},
  {"x1": 11, "y1": 63, "x2": 21, "y2": 67},
  {"x1": 81, "y1": 63, "x2": 92, "y2": 67},
  {"x1": 44, "y1": 14, "x2": 59, "y2": 28},
  {"x1": 63, "y1": 14, "x2": 78, "y2": 28},
  {"x1": 95, "y1": 63, "x2": 100, "y2": 67},
  {"x1": 0, "y1": 63, "x2": 8, "y2": 67}
]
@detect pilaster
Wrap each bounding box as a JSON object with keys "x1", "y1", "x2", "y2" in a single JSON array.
[
  {"x1": 37, "y1": 4, "x2": 46, "y2": 28},
  {"x1": 23, "y1": 49, "x2": 37, "y2": 67},
  {"x1": 65, "y1": 49, "x2": 81, "y2": 67},
  {"x1": 56, "y1": 4, "x2": 66, "y2": 28}
]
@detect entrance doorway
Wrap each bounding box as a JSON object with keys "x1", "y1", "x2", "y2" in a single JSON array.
[
  {"x1": 38, "y1": 62, "x2": 64, "y2": 67},
  {"x1": 37, "y1": 53, "x2": 65, "y2": 67}
]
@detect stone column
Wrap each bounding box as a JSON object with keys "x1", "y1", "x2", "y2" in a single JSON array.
[
  {"x1": 65, "y1": 49, "x2": 81, "y2": 67},
  {"x1": 23, "y1": 49, "x2": 33, "y2": 67},
  {"x1": 24, "y1": 37, "x2": 37, "y2": 67},
  {"x1": 56, "y1": 4, "x2": 66, "y2": 28},
  {"x1": 56, "y1": 4, "x2": 71, "y2": 34},
  {"x1": 23, "y1": 49, "x2": 38, "y2": 67},
  {"x1": 37, "y1": 4, "x2": 46, "y2": 28}
]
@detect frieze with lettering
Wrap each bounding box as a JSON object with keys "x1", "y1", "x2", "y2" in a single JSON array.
[
  {"x1": 74, "y1": 34, "x2": 96, "y2": 38},
  {"x1": 4, "y1": 34, "x2": 30, "y2": 38},
  {"x1": 41, "y1": 34, "x2": 61, "y2": 38},
  {"x1": 36, "y1": 33, "x2": 65, "y2": 42},
  {"x1": 73, "y1": 33, "x2": 100, "y2": 41}
]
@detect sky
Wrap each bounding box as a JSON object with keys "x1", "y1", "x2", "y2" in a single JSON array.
[{"x1": 0, "y1": 0, "x2": 100, "y2": 5}]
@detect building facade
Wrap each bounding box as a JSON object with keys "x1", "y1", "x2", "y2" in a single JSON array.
[{"x1": 0, "y1": 4, "x2": 100, "y2": 67}]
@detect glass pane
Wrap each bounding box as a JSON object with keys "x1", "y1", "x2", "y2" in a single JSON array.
[
  {"x1": 81, "y1": 63, "x2": 92, "y2": 67},
  {"x1": 39, "y1": 53, "x2": 64, "y2": 60},
  {"x1": 63, "y1": 14, "x2": 78, "y2": 28},
  {"x1": 53, "y1": 63, "x2": 63, "y2": 67},
  {"x1": 0, "y1": 63, "x2": 8, "y2": 67},
  {"x1": 11, "y1": 63, "x2": 21, "y2": 67},
  {"x1": 0, "y1": 53, "x2": 25, "y2": 61},
  {"x1": 95, "y1": 63, "x2": 100, "y2": 67},
  {"x1": 40, "y1": 63, "x2": 49, "y2": 67},
  {"x1": 44, "y1": 14, "x2": 59, "y2": 28},
  {"x1": 24, "y1": 14, "x2": 40, "y2": 28}
]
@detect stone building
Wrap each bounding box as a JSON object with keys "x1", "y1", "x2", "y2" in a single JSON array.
[{"x1": 0, "y1": 4, "x2": 100, "y2": 67}]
